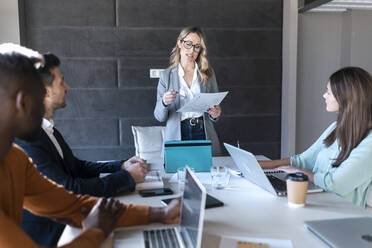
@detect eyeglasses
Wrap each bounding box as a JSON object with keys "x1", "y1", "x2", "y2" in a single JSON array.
[{"x1": 181, "y1": 39, "x2": 202, "y2": 52}]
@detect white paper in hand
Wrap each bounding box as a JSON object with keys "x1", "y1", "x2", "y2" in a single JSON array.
[{"x1": 177, "y1": 91, "x2": 228, "y2": 113}]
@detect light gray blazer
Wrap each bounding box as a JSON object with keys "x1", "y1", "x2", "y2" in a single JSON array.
[{"x1": 154, "y1": 66, "x2": 222, "y2": 155}]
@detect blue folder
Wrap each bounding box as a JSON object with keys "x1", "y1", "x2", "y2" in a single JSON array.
[{"x1": 164, "y1": 140, "x2": 213, "y2": 173}]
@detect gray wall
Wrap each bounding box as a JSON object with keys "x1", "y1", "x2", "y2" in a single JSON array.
[
  {"x1": 0, "y1": 0, "x2": 20, "y2": 43},
  {"x1": 296, "y1": 10, "x2": 372, "y2": 153},
  {"x1": 348, "y1": 10, "x2": 372, "y2": 70},
  {"x1": 21, "y1": 0, "x2": 283, "y2": 160}
]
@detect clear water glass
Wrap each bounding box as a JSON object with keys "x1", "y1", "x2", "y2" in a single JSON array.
[{"x1": 211, "y1": 165, "x2": 230, "y2": 189}]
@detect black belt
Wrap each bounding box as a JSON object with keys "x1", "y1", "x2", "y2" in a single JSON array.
[{"x1": 182, "y1": 116, "x2": 204, "y2": 127}]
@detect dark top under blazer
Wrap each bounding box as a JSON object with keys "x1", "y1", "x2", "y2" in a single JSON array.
[{"x1": 15, "y1": 127, "x2": 135, "y2": 246}]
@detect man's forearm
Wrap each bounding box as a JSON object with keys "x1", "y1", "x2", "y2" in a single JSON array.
[{"x1": 148, "y1": 207, "x2": 165, "y2": 223}]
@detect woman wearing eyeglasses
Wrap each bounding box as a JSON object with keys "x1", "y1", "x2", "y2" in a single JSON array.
[
  {"x1": 154, "y1": 26, "x2": 222, "y2": 155},
  {"x1": 260, "y1": 67, "x2": 372, "y2": 208}
]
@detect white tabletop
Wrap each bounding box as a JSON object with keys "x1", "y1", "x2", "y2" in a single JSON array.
[{"x1": 58, "y1": 156, "x2": 372, "y2": 248}]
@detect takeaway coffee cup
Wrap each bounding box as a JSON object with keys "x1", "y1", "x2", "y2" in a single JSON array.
[{"x1": 286, "y1": 172, "x2": 309, "y2": 208}]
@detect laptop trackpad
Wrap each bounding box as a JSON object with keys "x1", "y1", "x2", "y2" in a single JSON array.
[{"x1": 113, "y1": 229, "x2": 145, "y2": 248}]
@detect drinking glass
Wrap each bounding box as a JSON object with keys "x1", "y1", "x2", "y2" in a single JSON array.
[{"x1": 210, "y1": 165, "x2": 230, "y2": 189}]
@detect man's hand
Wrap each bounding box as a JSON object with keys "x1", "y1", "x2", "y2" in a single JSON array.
[
  {"x1": 149, "y1": 199, "x2": 181, "y2": 224},
  {"x1": 122, "y1": 156, "x2": 148, "y2": 183},
  {"x1": 82, "y1": 198, "x2": 125, "y2": 238},
  {"x1": 121, "y1": 156, "x2": 145, "y2": 170}
]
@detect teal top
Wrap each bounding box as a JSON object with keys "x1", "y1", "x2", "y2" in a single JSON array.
[{"x1": 291, "y1": 122, "x2": 372, "y2": 208}]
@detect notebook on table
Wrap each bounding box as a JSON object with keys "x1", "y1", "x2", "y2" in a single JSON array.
[
  {"x1": 224, "y1": 143, "x2": 323, "y2": 196},
  {"x1": 113, "y1": 166, "x2": 207, "y2": 248},
  {"x1": 305, "y1": 217, "x2": 372, "y2": 248}
]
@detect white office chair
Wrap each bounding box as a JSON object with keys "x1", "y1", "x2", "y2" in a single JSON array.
[{"x1": 131, "y1": 126, "x2": 165, "y2": 161}]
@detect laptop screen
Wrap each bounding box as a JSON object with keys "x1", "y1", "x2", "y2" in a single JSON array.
[{"x1": 179, "y1": 167, "x2": 205, "y2": 248}]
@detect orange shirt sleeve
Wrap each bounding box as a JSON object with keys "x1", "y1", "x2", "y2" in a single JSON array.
[
  {"x1": 23, "y1": 155, "x2": 98, "y2": 227},
  {"x1": 23, "y1": 155, "x2": 150, "y2": 227},
  {"x1": 0, "y1": 210, "x2": 105, "y2": 248},
  {"x1": 19, "y1": 152, "x2": 150, "y2": 247}
]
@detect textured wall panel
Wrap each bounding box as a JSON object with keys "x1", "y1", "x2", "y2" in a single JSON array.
[
  {"x1": 118, "y1": 58, "x2": 168, "y2": 88},
  {"x1": 117, "y1": 0, "x2": 282, "y2": 28},
  {"x1": 54, "y1": 89, "x2": 157, "y2": 119},
  {"x1": 60, "y1": 58, "x2": 118, "y2": 88},
  {"x1": 205, "y1": 30, "x2": 282, "y2": 57},
  {"x1": 211, "y1": 58, "x2": 282, "y2": 87},
  {"x1": 219, "y1": 87, "x2": 282, "y2": 115},
  {"x1": 54, "y1": 118, "x2": 120, "y2": 147},
  {"x1": 26, "y1": 28, "x2": 117, "y2": 57},
  {"x1": 72, "y1": 147, "x2": 134, "y2": 161},
  {"x1": 23, "y1": 0, "x2": 283, "y2": 160},
  {"x1": 25, "y1": 0, "x2": 116, "y2": 27},
  {"x1": 27, "y1": 28, "x2": 281, "y2": 58},
  {"x1": 214, "y1": 116, "x2": 281, "y2": 144}
]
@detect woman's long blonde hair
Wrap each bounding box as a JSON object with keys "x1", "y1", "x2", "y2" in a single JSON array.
[
  {"x1": 169, "y1": 26, "x2": 213, "y2": 84},
  {"x1": 324, "y1": 67, "x2": 372, "y2": 167}
]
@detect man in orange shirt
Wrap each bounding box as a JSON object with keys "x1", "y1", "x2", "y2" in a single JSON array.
[{"x1": 0, "y1": 43, "x2": 180, "y2": 247}]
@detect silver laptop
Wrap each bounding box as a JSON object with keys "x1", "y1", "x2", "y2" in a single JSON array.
[
  {"x1": 113, "y1": 166, "x2": 207, "y2": 248},
  {"x1": 224, "y1": 143, "x2": 323, "y2": 196},
  {"x1": 305, "y1": 217, "x2": 372, "y2": 248}
]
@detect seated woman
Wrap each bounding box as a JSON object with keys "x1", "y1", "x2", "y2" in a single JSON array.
[{"x1": 259, "y1": 67, "x2": 372, "y2": 208}]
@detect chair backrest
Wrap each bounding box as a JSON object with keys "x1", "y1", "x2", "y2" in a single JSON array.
[{"x1": 131, "y1": 126, "x2": 165, "y2": 161}]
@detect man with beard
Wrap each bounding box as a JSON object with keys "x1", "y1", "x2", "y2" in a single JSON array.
[{"x1": 16, "y1": 53, "x2": 148, "y2": 246}]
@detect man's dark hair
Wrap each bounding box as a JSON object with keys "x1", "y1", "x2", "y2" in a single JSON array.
[
  {"x1": 0, "y1": 53, "x2": 42, "y2": 94},
  {"x1": 37, "y1": 53, "x2": 61, "y2": 86}
]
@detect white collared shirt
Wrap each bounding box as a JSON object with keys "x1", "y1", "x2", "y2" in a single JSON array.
[
  {"x1": 178, "y1": 63, "x2": 203, "y2": 121},
  {"x1": 42, "y1": 118, "x2": 64, "y2": 159}
]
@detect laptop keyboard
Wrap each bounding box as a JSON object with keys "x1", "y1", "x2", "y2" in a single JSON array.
[
  {"x1": 266, "y1": 175, "x2": 287, "y2": 191},
  {"x1": 143, "y1": 228, "x2": 180, "y2": 248},
  {"x1": 264, "y1": 169, "x2": 285, "y2": 174}
]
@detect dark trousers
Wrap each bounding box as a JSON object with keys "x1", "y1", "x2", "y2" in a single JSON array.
[
  {"x1": 22, "y1": 212, "x2": 65, "y2": 247},
  {"x1": 181, "y1": 117, "x2": 206, "y2": 140}
]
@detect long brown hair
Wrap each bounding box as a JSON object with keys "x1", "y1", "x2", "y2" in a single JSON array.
[
  {"x1": 324, "y1": 67, "x2": 372, "y2": 167},
  {"x1": 169, "y1": 26, "x2": 213, "y2": 84}
]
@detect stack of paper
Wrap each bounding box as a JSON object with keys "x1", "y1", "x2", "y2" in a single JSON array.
[
  {"x1": 135, "y1": 170, "x2": 164, "y2": 191},
  {"x1": 177, "y1": 91, "x2": 229, "y2": 113}
]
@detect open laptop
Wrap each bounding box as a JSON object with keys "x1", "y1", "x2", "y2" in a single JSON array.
[
  {"x1": 305, "y1": 217, "x2": 372, "y2": 248},
  {"x1": 224, "y1": 143, "x2": 323, "y2": 196},
  {"x1": 113, "y1": 166, "x2": 207, "y2": 248}
]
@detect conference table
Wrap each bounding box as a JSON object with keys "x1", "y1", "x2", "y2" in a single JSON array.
[{"x1": 58, "y1": 156, "x2": 372, "y2": 247}]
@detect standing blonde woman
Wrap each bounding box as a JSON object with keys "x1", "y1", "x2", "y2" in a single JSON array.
[
  {"x1": 154, "y1": 26, "x2": 222, "y2": 155},
  {"x1": 260, "y1": 67, "x2": 372, "y2": 208}
]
